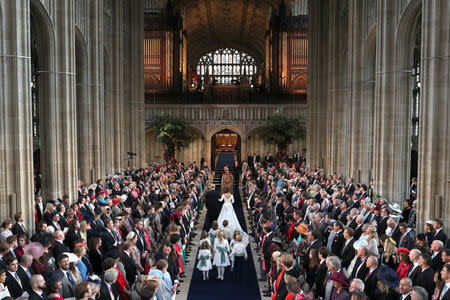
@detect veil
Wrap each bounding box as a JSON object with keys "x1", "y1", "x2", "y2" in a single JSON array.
[{"x1": 217, "y1": 193, "x2": 249, "y2": 245}]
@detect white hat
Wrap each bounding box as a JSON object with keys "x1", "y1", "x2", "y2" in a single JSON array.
[
  {"x1": 63, "y1": 252, "x2": 79, "y2": 263},
  {"x1": 389, "y1": 203, "x2": 402, "y2": 214},
  {"x1": 353, "y1": 239, "x2": 368, "y2": 250}
]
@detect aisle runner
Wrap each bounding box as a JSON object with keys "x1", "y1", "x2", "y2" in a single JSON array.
[{"x1": 186, "y1": 186, "x2": 261, "y2": 300}]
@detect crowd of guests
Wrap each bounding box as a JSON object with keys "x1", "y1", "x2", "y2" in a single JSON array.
[
  {"x1": 0, "y1": 161, "x2": 209, "y2": 299},
  {"x1": 241, "y1": 152, "x2": 448, "y2": 300}
]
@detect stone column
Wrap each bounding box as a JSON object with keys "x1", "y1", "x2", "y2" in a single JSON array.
[
  {"x1": 418, "y1": 0, "x2": 450, "y2": 231},
  {"x1": 88, "y1": 0, "x2": 105, "y2": 181},
  {"x1": 0, "y1": 0, "x2": 35, "y2": 229},
  {"x1": 53, "y1": 0, "x2": 78, "y2": 202},
  {"x1": 325, "y1": 0, "x2": 349, "y2": 175},
  {"x1": 111, "y1": 0, "x2": 124, "y2": 173},
  {"x1": 307, "y1": 0, "x2": 329, "y2": 169},
  {"x1": 126, "y1": 0, "x2": 145, "y2": 167}
]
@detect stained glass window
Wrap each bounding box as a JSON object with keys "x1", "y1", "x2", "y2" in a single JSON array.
[{"x1": 197, "y1": 48, "x2": 256, "y2": 85}]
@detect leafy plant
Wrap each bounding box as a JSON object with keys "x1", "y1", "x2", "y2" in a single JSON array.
[
  {"x1": 150, "y1": 116, "x2": 195, "y2": 163},
  {"x1": 260, "y1": 108, "x2": 306, "y2": 160}
]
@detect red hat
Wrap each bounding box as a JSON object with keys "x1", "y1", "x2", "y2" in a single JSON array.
[
  {"x1": 112, "y1": 197, "x2": 121, "y2": 206},
  {"x1": 327, "y1": 272, "x2": 348, "y2": 287},
  {"x1": 99, "y1": 190, "x2": 107, "y2": 195},
  {"x1": 397, "y1": 247, "x2": 410, "y2": 254},
  {"x1": 90, "y1": 196, "x2": 95, "y2": 200}
]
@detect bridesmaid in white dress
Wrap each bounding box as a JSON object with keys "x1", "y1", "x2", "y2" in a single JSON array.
[
  {"x1": 197, "y1": 241, "x2": 213, "y2": 280},
  {"x1": 212, "y1": 231, "x2": 230, "y2": 280}
]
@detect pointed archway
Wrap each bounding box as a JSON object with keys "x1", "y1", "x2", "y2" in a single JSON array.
[{"x1": 210, "y1": 129, "x2": 241, "y2": 170}]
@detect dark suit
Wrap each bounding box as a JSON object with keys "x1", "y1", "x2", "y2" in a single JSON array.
[
  {"x1": 416, "y1": 267, "x2": 436, "y2": 300},
  {"x1": 99, "y1": 281, "x2": 119, "y2": 300},
  {"x1": 408, "y1": 264, "x2": 421, "y2": 285},
  {"x1": 314, "y1": 261, "x2": 328, "y2": 298},
  {"x1": 377, "y1": 216, "x2": 389, "y2": 236},
  {"x1": 354, "y1": 225, "x2": 363, "y2": 241},
  {"x1": 303, "y1": 240, "x2": 321, "y2": 270},
  {"x1": 352, "y1": 257, "x2": 369, "y2": 280},
  {"x1": 204, "y1": 189, "x2": 222, "y2": 229},
  {"x1": 433, "y1": 229, "x2": 448, "y2": 246},
  {"x1": 35, "y1": 203, "x2": 44, "y2": 223},
  {"x1": 431, "y1": 251, "x2": 444, "y2": 272},
  {"x1": 5, "y1": 272, "x2": 24, "y2": 298},
  {"x1": 28, "y1": 290, "x2": 48, "y2": 300},
  {"x1": 398, "y1": 231, "x2": 416, "y2": 249},
  {"x1": 17, "y1": 265, "x2": 33, "y2": 292},
  {"x1": 12, "y1": 222, "x2": 27, "y2": 236},
  {"x1": 122, "y1": 251, "x2": 138, "y2": 286},
  {"x1": 331, "y1": 231, "x2": 345, "y2": 256},
  {"x1": 64, "y1": 230, "x2": 81, "y2": 252},
  {"x1": 52, "y1": 240, "x2": 69, "y2": 260},
  {"x1": 101, "y1": 230, "x2": 117, "y2": 252},
  {"x1": 391, "y1": 225, "x2": 402, "y2": 246},
  {"x1": 89, "y1": 248, "x2": 103, "y2": 275},
  {"x1": 340, "y1": 238, "x2": 355, "y2": 269},
  {"x1": 437, "y1": 284, "x2": 450, "y2": 300},
  {"x1": 364, "y1": 268, "x2": 378, "y2": 300}
]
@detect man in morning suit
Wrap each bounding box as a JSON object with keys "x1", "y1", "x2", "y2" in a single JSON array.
[
  {"x1": 363, "y1": 256, "x2": 378, "y2": 300},
  {"x1": 399, "y1": 277, "x2": 413, "y2": 300},
  {"x1": 28, "y1": 274, "x2": 48, "y2": 300},
  {"x1": 4, "y1": 256, "x2": 25, "y2": 299},
  {"x1": 204, "y1": 184, "x2": 222, "y2": 230},
  {"x1": 100, "y1": 268, "x2": 120, "y2": 300},
  {"x1": 341, "y1": 228, "x2": 356, "y2": 269},
  {"x1": 331, "y1": 221, "x2": 345, "y2": 256},
  {"x1": 408, "y1": 249, "x2": 422, "y2": 285},
  {"x1": 438, "y1": 264, "x2": 450, "y2": 300},
  {"x1": 433, "y1": 219, "x2": 448, "y2": 245},
  {"x1": 416, "y1": 253, "x2": 436, "y2": 299}
]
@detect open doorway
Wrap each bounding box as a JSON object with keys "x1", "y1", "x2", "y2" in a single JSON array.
[{"x1": 210, "y1": 129, "x2": 241, "y2": 170}]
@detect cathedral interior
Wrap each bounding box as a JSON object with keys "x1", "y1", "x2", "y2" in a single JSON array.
[{"x1": 0, "y1": 0, "x2": 449, "y2": 240}]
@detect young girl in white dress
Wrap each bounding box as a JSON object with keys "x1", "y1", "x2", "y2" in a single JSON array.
[
  {"x1": 208, "y1": 221, "x2": 219, "y2": 247},
  {"x1": 213, "y1": 230, "x2": 230, "y2": 280},
  {"x1": 197, "y1": 241, "x2": 212, "y2": 280},
  {"x1": 229, "y1": 233, "x2": 248, "y2": 280},
  {"x1": 199, "y1": 231, "x2": 212, "y2": 250}
]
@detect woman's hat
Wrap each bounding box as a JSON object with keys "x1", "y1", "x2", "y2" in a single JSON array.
[
  {"x1": 24, "y1": 242, "x2": 45, "y2": 259},
  {"x1": 397, "y1": 247, "x2": 410, "y2": 254},
  {"x1": 377, "y1": 265, "x2": 400, "y2": 287},
  {"x1": 389, "y1": 203, "x2": 402, "y2": 214},
  {"x1": 295, "y1": 223, "x2": 309, "y2": 235},
  {"x1": 112, "y1": 197, "x2": 121, "y2": 206},
  {"x1": 45, "y1": 270, "x2": 64, "y2": 286},
  {"x1": 425, "y1": 220, "x2": 434, "y2": 225},
  {"x1": 327, "y1": 272, "x2": 348, "y2": 286},
  {"x1": 63, "y1": 252, "x2": 78, "y2": 263},
  {"x1": 353, "y1": 239, "x2": 368, "y2": 250}
]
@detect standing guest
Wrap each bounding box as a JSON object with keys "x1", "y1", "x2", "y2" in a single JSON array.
[
  {"x1": 432, "y1": 272, "x2": 443, "y2": 300},
  {"x1": 341, "y1": 228, "x2": 355, "y2": 270},
  {"x1": 45, "y1": 271, "x2": 64, "y2": 300},
  {"x1": 375, "y1": 265, "x2": 401, "y2": 299},
  {"x1": 409, "y1": 249, "x2": 422, "y2": 285},
  {"x1": 424, "y1": 221, "x2": 435, "y2": 247},
  {"x1": 52, "y1": 230, "x2": 69, "y2": 260},
  {"x1": 122, "y1": 241, "x2": 139, "y2": 286},
  {"x1": 99, "y1": 268, "x2": 120, "y2": 300},
  {"x1": 315, "y1": 247, "x2": 330, "y2": 299},
  {"x1": 411, "y1": 286, "x2": 429, "y2": 300},
  {"x1": 35, "y1": 196, "x2": 45, "y2": 224},
  {"x1": 328, "y1": 271, "x2": 350, "y2": 300},
  {"x1": 416, "y1": 253, "x2": 436, "y2": 298},
  {"x1": 17, "y1": 254, "x2": 34, "y2": 292},
  {"x1": 73, "y1": 246, "x2": 88, "y2": 281},
  {"x1": 433, "y1": 219, "x2": 447, "y2": 245},
  {"x1": 74, "y1": 282, "x2": 92, "y2": 300},
  {"x1": 0, "y1": 267, "x2": 10, "y2": 298},
  {"x1": 306, "y1": 248, "x2": 319, "y2": 289},
  {"x1": 88, "y1": 237, "x2": 103, "y2": 275},
  {"x1": 380, "y1": 235, "x2": 398, "y2": 270},
  {"x1": 417, "y1": 233, "x2": 431, "y2": 255},
  {"x1": 102, "y1": 257, "x2": 130, "y2": 300},
  {"x1": 430, "y1": 240, "x2": 445, "y2": 272},
  {"x1": 399, "y1": 277, "x2": 413, "y2": 300},
  {"x1": 438, "y1": 264, "x2": 450, "y2": 300},
  {"x1": 363, "y1": 256, "x2": 378, "y2": 300},
  {"x1": 56, "y1": 254, "x2": 76, "y2": 299},
  {"x1": 12, "y1": 212, "x2": 27, "y2": 237},
  {"x1": 396, "y1": 247, "x2": 412, "y2": 278},
  {"x1": 65, "y1": 219, "x2": 81, "y2": 252},
  {"x1": 42, "y1": 203, "x2": 54, "y2": 225},
  {"x1": 14, "y1": 235, "x2": 27, "y2": 261},
  {"x1": 365, "y1": 225, "x2": 379, "y2": 257},
  {"x1": 349, "y1": 278, "x2": 365, "y2": 294},
  {"x1": 28, "y1": 274, "x2": 48, "y2": 300},
  {"x1": 4, "y1": 256, "x2": 24, "y2": 298},
  {"x1": 398, "y1": 222, "x2": 416, "y2": 250},
  {"x1": 125, "y1": 232, "x2": 144, "y2": 274},
  {"x1": 0, "y1": 219, "x2": 13, "y2": 240}
]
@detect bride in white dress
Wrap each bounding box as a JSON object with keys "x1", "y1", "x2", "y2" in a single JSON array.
[{"x1": 217, "y1": 191, "x2": 249, "y2": 245}]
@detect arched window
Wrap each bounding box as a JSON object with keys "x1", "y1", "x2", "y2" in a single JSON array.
[{"x1": 196, "y1": 48, "x2": 257, "y2": 85}]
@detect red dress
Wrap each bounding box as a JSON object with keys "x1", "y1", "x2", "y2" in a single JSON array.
[
  {"x1": 272, "y1": 269, "x2": 285, "y2": 300},
  {"x1": 115, "y1": 266, "x2": 129, "y2": 300},
  {"x1": 396, "y1": 262, "x2": 411, "y2": 278},
  {"x1": 48, "y1": 293, "x2": 64, "y2": 300}
]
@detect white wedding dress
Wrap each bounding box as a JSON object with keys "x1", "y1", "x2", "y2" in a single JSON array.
[{"x1": 217, "y1": 193, "x2": 249, "y2": 245}]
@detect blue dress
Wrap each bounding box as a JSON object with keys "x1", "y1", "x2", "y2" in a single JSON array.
[{"x1": 76, "y1": 259, "x2": 87, "y2": 281}]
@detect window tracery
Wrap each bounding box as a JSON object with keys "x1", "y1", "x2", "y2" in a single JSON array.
[{"x1": 196, "y1": 48, "x2": 256, "y2": 85}]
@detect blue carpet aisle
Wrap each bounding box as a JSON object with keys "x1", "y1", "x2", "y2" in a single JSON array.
[{"x1": 186, "y1": 153, "x2": 261, "y2": 300}]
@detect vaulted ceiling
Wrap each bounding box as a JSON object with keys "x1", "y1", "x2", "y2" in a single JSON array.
[{"x1": 178, "y1": 0, "x2": 281, "y2": 65}]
